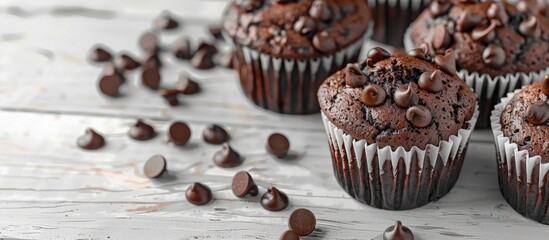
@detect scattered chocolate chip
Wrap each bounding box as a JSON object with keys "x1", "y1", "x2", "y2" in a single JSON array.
[
  {"x1": 175, "y1": 74, "x2": 200, "y2": 95},
  {"x1": 159, "y1": 89, "x2": 180, "y2": 106},
  {"x1": 185, "y1": 182, "x2": 213, "y2": 206},
  {"x1": 209, "y1": 25, "x2": 224, "y2": 40},
  {"x1": 294, "y1": 16, "x2": 316, "y2": 35},
  {"x1": 142, "y1": 52, "x2": 162, "y2": 68},
  {"x1": 128, "y1": 120, "x2": 156, "y2": 141},
  {"x1": 432, "y1": 24, "x2": 451, "y2": 50},
  {"x1": 361, "y1": 84, "x2": 386, "y2": 107},
  {"x1": 191, "y1": 48, "x2": 215, "y2": 69},
  {"x1": 203, "y1": 124, "x2": 230, "y2": 144},
  {"x1": 309, "y1": 0, "x2": 332, "y2": 21},
  {"x1": 383, "y1": 221, "x2": 414, "y2": 240},
  {"x1": 366, "y1": 47, "x2": 390, "y2": 67},
  {"x1": 394, "y1": 85, "x2": 419, "y2": 108},
  {"x1": 154, "y1": 13, "x2": 179, "y2": 30},
  {"x1": 89, "y1": 45, "x2": 113, "y2": 63},
  {"x1": 344, "y1": 63, "x2": 367, "y2": 88},
  {"x1": 77, "y1": 128, "x2": 105, "y2": 150},
  {"x1": 143, "y1": 155, "x2": 167, "y2": 178},
  {"x1": 260, "y1": 186, "x2": 289, "y2": 212},
  {"x1": 487, "y1": 2, "x2": 508, "y2": 25},
  {"x1": 429, "y1": 0, "x2": 451, "y2": 17},
  {"x1": 232, "y1": 171, "x2": 259, "y2": 198},
  {"x1": 482, "y1": 44, "x2": 506, "y2": 69},
  {"x1": 456, "y1": 11, "x2": 483, "y2": 32},
  {"x1": 312, "y1": 31, "x2": 337, "y2": 53},
  {"x1": 434, "y1": 50, "x2": 457, "y2": 74},
  {"x1": 288, "y1": 208, "x2": 316, "y2": 236},
  {"x1": 527, "y1": 101, "x2": 549, "y2": 125},
  {"x1": 213, "y1": 143, "x2": 243, "y2": 168},
  {"x1": 280, "y1": 230, "x2": 300, "y2": 240},
  {"x1": 418, "y1": 70, "x2": 444, "y2": 93},
  {"x1": 115, "y1": 53, "x2": 141, "y2": 71},
  {"x1": 519, "y1": 16, "x2": 540, "y2": 38},
  {"x1": 541, "y1": 75, "x2": 549, "y2": 96},
  {"x1": 406, "y1": 105, "x2": 432, "y2": 128},
  {"x1": 168, "y1": 121, "x2": 191, "y2": 145},
  {"x1": 139, "y1": 31, "x2": 160, "y2": 53},
  {"x1": 471, "y1": 21, "x2": 497, "y2": 43},
  {"x1": 141, "y1": 65, "x2": 161, "y2": 90},
  {"x1": 266, "y1": 133, "x2": 290, "y2": 158},
  {"x1": 171, "y1": 37, "x2": 193, "y2": 60},
  {"x1": 98, "y1": 64, "x2": 124, "y2": 97}
]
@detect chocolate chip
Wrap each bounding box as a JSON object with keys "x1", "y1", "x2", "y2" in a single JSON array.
[
  {"x1": 394, "y1": 85, "x2": 419, "y2": 108},
  {"x1": 139, "y1": 31, "x2": 160, "y2": 53},
  {"x1": 171, "y1": 37, "x2": 193, "y2": 60},
  {"x1": 432, "y1": 24, "x2": 451, "y2": 50},
  {"x1": 418, "y1": 70, "x2": 444, "y2": 93},
  {"x1": 407, "y1": 48, "x2": 430, "y2": 61},
  {"x1": 456, "y1": 11, "x2": 483, "y2": 32},
  {"x1": 142, "y1": 52, "x2": 162, "y2": 68},
  {"x1": 471, "y1": 21, "x2": 497, "y2": 43},
  {"x1": 143, "y1": 155, "x2": 166, "y2": 178},
  {"x1": 196, "y1": 42, "x2": 218, "y2": 55},
  {"x1": 129, "y1": 119, "x2": 156, "y2": 141},
  {"x1": 159, "y1": 89, "x2": 180, "y2": 106},
  {"x1": 344, "y1": 63, "x2": 367, "y2": 88},
  {"x1": 309, "y1": 0, "x2": 332, "y2": 21},
  {"x1": 175, "y1": 74, "x2": 200, "y2": 95},
  {"x1": 203, "y1": 124, "x2": 230, "y2": 144},
  {"x1": 154, "y1": 13, "x2": 179, "y2": 30},
  {"x1": 366, "y1": 47, "x2": 390, "y2": 67},
  {"x1": 383, "y1": 221, "x2": 414, "y2": 240},
  {"x1": 429, "y1": 0, "x2": 451, "y2": 17},
  {"x1": 213, "y1": 143, "x2": 242, "y2": 168},
  {"x1": 312, "y1": 31, "x2": 337, "y2": 53},
  {"x1": 231, "y1": 171, "x2": 259, "y2": 198},
  {"x1": 115, "y1": 53, "x2": 141, "y2": 71},
  {"x1": 77, "y1": 128, "x2": 105, "y2": 150},
  {"x1": 141, "y1": 65, "x2": 161, "y2": 90},
  {"x1": 260, "y1": 186, "x2": 289, "y2": 212},
  {"x1": 487, "y1": 2, "x2": 508, "y2": 25},
  {"x1": 209, "y1": 25, "x2": 224, "y2": 40},
  {"x1": 519, "y1": 16, "x2": 540, "y2": 38},
  {"x1": 288, "y1": 208, "x2": 316, "y2": 236},
  {"x1": 434, "y1": 50, "x2": 457, "y2": 74},
  {"x1": 361, "y1": 84, "x2": 386, "y2": 107},
  {"x1": 168, "y1": 121, "x2": 191, "y2": 145},
  {"x1": 527, "y1": 101, "x2": 549, "y2": 125},
  {"x1": 293, "y1": 16, "x2": 317, "y2": 35},
  {"x1": 191, "y1": 48, "x2": 215, "y2": 69},
  {"x1": 266, "y1": 133, "x2": 290, "y2": 158},
  {"x1": 89, "y1": 45, "x2": 113, "y2": 63},
  {"x1": 280, "y1": 230, "x2": 300, "y2": 240},
  {"x1": 406, "y1": 105, "x2": 432, "y2": 128},
  {"x1": 541, "y1": 75, "x2": 549, "y2": 96},
  {"x1": 98, "y1": 64, "x2": 124, "y2": 97},
  {"x1": 185, "y1": 182, "x2": 213, "y2": 206},
  {"x1": 482, "y1": 44, "x2": 506, "y2": 69}
]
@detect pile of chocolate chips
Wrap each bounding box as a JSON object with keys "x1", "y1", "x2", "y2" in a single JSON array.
[{"x1": 88, "y1": 11, "x2": 235, "y2": 106}]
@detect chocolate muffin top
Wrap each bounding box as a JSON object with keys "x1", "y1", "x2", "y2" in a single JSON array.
[
  {"x1": 408, "y1": 0, "x2": 549, "y2": 77},
  {"x1": 318, "y1": 47, "x2": 477, "y2": 150},
  {"x1": 222, "y1": 0, "x2": 371, "y2": 59},
  {"x1": 500, "y1": 76, "x2": 549, "y2": 162}
]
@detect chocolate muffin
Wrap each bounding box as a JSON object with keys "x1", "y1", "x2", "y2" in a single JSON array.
[
  {"x1": 491, "y1": 76, "x2": 549, "y2": 225},
  {"x1": 222, "y1": 0, "x2": 371, "y2": 114},
  {"x1": 318, "y1": 47, "x2": 478, "y2": 210},
  {"x1": 405, "y1": 0, "x2": 549, "y2": 128},
  {"x1": 367, "y1": 0, "x2": 430, "y2": 47}
]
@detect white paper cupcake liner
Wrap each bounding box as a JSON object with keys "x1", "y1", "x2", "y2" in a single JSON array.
[
  {"x1": 404, "y1": 29, "x2": 549, "y2": 128},
  {"x1": 321, "y1": 105, "x2": 479, "y2": 210},
  {"x1": 491, "y1": 91, "x2": 549, "y2": 224}
]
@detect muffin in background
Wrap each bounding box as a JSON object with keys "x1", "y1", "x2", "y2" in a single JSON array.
[
  {"x1": 222, "y1": 0, "x2": 372, "y2": 114},
  {"x1": 405, "y1": 0, "x2": 549, "y2": 128},
  {"x1": 318, "y1": 47, "x2": 478, "y2": 210},
  {"x1": 491, "y1": 76, "x2": 549, "y2": 225}
]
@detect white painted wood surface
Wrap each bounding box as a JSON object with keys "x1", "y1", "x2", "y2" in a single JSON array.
[{"x1": 0, "y1": 0, "x2": 547, "y2": 239}]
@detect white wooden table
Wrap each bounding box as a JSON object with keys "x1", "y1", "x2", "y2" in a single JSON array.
[{"x1": 0, "y1": 1, "x2": 547, "y2": 239}]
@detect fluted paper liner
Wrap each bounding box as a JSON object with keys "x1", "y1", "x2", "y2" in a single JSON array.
[
  {"x1": 404, "y1": 28, "x2": 549, "y2": 128},
  {"x1": 491, "y1": 90, "x2": 549, "y2": 224},
  {"x1": 321, "y1": 105, "x2": 478, "y2": 210}
]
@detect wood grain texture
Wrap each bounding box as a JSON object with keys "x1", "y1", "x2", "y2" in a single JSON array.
[{"x1": 0, "y1": 0, "x2": 547, "y2": 239}]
